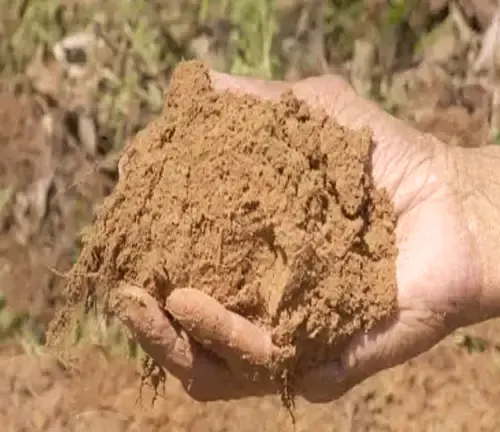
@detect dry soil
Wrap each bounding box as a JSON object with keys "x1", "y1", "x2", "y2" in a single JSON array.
[{"x1": 48, "y1": 61, "x2": 398, "y2": 395}]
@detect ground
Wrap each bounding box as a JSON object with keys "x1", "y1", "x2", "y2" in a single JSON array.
[{"x1": 1, "y1": 0, "x2": 500, "y2": 430}]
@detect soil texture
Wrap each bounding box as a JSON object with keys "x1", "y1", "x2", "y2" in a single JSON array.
[
  {"x1": 3, "y1": 328, "x2": 500, "y2": 432},
  {"x1": 48, "y1": 60, "x2": 398, "y2": 388}
]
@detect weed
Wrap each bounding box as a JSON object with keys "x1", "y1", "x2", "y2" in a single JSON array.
[
  {"x1": 323, "y1": 0, "x2": 366, "y2": 62},
  {"x1": 228, "y1": 0, "x2": 279, "y2": 79},
  {"x1": 68, "y1": 302, "x2": 142, "y2": 361}
]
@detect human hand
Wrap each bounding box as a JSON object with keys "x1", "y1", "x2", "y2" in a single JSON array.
[{"x1": 113, "y1": 71, "x2": 488, "y2": 403}]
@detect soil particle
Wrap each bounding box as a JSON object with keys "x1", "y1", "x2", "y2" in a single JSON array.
[{"x1": 48, "y1": 61, "x2": 397, "y2": 395}]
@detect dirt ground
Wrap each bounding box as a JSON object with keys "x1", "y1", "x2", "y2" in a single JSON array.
[
  {"x1": 2, "y1": 0, "x2": 500, "y2": 431},
  {"x1": 2, "y1": 323, "x2": 500, "y2": 431}
]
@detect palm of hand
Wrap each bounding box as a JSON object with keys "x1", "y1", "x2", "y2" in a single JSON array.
[
  {"x1": 347, "y1": 136, "x2": 478, "y2": 385},
  {"x1": 282, "y1": 75, "x2": 481, "y2": 401},
  {"x1": 114, "y1": 73, "x2": 482, "y2": 403}
]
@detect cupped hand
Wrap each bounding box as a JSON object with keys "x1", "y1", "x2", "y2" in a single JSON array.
[{"x1": 113, "y1": 71, "x2": 483, "y2": 403}]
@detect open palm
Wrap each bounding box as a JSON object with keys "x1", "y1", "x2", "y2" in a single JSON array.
[
  {"x1": 289, "y1": 75, "x2": 481, "y2": 401},
  {"x1": 113, "y1": 73, "x2": 483, "y2": 403}
]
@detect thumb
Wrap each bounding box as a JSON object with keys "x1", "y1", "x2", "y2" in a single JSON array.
[
  {"x1": 342, "y1": 309, "x2": 451, "y2": 375},
  {"x1": 301, "y1": 311, "x2": 447, "y2": 403},
  {"x1": 298, "y1": 319, "x2": 400, "y2": 403}
]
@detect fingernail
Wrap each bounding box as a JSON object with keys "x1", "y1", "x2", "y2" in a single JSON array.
[{"x1": 110, "y1": 283, "x2": 140, "y2": 308}]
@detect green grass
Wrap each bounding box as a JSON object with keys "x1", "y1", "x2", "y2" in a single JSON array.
[
  {"x1": 1, "y1": 0, "x2": 280, "y2": 151},
  {"x1": 0, "y1": 284, "x2": 141, "y2": 364},
  {"x1": 228, "y1": 0, "x2": 279, "y2": 79},
  {"x1": 1, "y1": 0, "x2": 66, "y2": 75},
  {"x1": 68, "y1": 302, "x2": 142, "y2": 360}
]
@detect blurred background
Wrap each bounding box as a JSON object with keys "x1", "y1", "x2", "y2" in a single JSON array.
[{"x1": 1, "y1": 0, "x2": 500, "y2": 430}]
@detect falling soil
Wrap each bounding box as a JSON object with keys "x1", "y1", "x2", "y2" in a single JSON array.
[{"x1": 48, "y1": 60, "x2": 398, "y2": 399}]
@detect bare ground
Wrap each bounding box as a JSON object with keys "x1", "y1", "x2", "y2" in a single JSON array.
[{"x1": 2, "y1": 322, "x2": 500, "y2": 431}]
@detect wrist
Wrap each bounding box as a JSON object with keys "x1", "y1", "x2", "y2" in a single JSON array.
[{"x1": 452, "y1": 144, "x2": 500, "y2": 323}]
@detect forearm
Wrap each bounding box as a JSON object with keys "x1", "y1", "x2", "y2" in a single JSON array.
[{"x1": 453, "y1": 144, "x2": 500, "y2": 322}]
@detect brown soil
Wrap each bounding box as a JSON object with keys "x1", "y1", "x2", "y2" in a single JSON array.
[
  {"x1": 3, "y1": 325, "x2": 500, "y2": 431},
  {"x1": 48, "y1": 61, "x2": 397, "y2": 391}
]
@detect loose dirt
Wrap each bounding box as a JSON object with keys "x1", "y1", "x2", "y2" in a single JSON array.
[
  {"x1": 48, "y1": 60, "x2": 398, "y2": 393},
  {"x1": 3, "y1": 327, "x2": 500, "y2": 432}
]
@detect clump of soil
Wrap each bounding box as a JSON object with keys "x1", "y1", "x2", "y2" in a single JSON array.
[{"x1": 48, "y1": 61, "x2": 398, "y2": 395}]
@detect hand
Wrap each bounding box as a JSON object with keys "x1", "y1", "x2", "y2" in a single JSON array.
[{"x1": 113, "y1": 71, "x2": 485, "y2": 403}]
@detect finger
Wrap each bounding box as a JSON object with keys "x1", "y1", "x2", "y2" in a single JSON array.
[
  {"x1": 298, "y1": 320, "x2": 399, "y2": 403},
  {"x1": 342, "y1": 309, "x2": 449, "y2": 374},
  {"x1": 209, "y1": 70, "x2": 291, "y2": 101},
  {"x1": 166, "y1": 288, "x2": 275, "y2": 376},
  {"x1": 109, "y1": 283, "x2": 233, "y2": 401},
  {"x1": 298, "y1": 360, "x2": 353, "y2": 403},
  {"x1": 301, "y1": 310, "x2": 449, "y2": 403}
]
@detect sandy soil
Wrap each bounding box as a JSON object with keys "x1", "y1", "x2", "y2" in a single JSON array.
[
  {"x1": 51, "y1": 62, "x2": 398, "y2": 399},
  {"x1": 2, "y1": 322, "x2": 500, "y2": 431}
]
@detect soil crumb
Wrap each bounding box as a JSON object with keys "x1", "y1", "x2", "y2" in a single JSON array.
[{"x1": 48, "y1": 60, "x2": 398, "y2": 398}]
